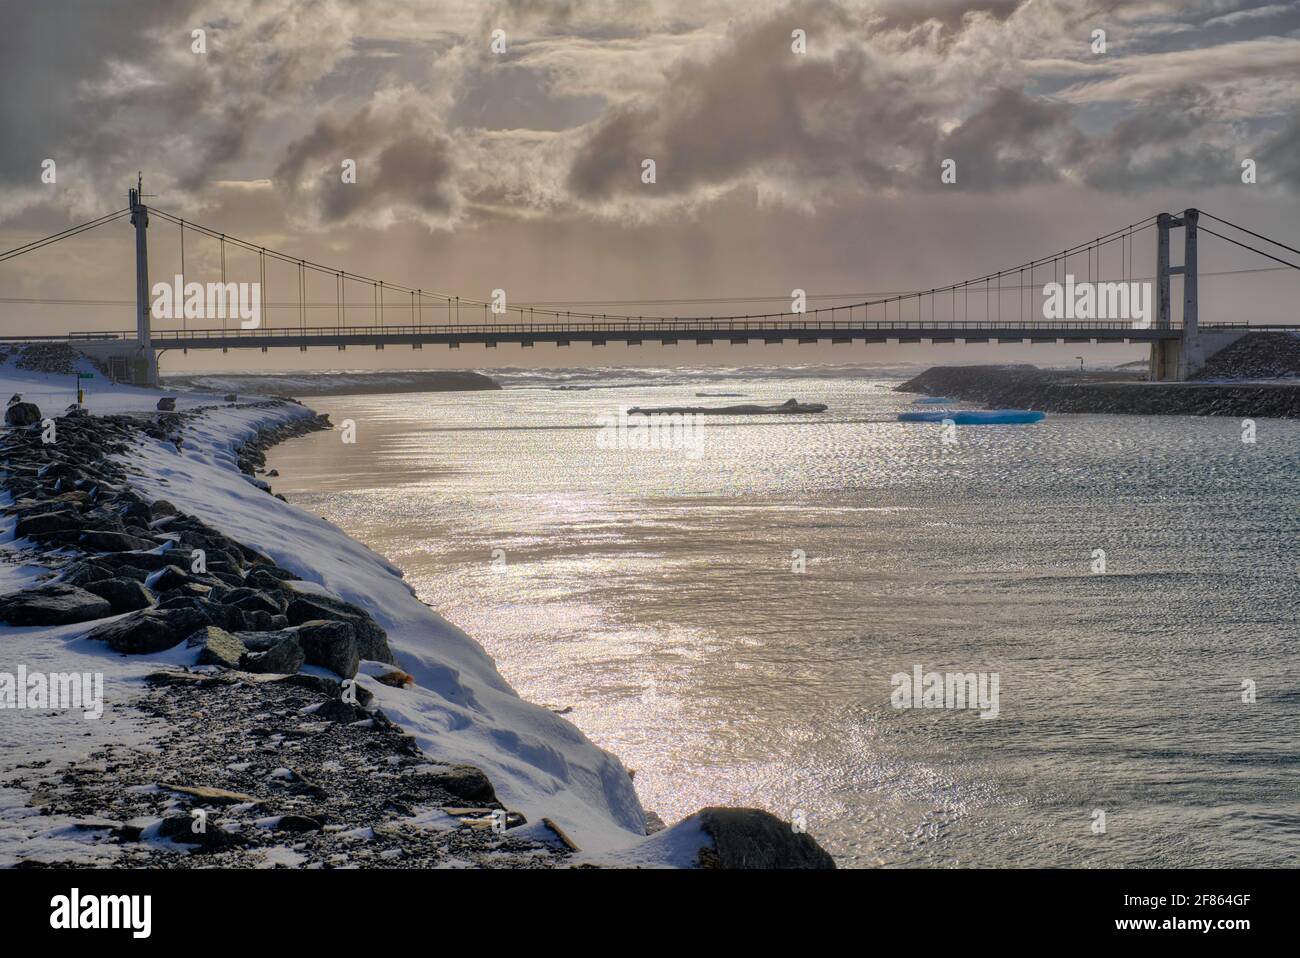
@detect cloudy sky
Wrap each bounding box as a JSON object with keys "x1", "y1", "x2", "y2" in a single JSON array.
[{"x1": 2, "y1": 0, "x2": 1298, "y2": 371}]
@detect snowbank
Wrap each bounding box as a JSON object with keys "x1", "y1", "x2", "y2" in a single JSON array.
[{"x1": 0, "y1": 358, "x2": 708, "y2": 864}]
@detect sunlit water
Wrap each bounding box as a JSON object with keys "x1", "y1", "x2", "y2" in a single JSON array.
[{"x1": 266, "y1": 374, "x2": 1300, "y2": 868}]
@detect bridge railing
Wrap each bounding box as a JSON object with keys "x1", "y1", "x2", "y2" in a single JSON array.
[
  {"x1": 159, "y1": 318, "x2": 1172, "y2": 335},
  {"x1": 0, "y1": 332, "x2": 124, "y2": 343},
  {"x1": 47, "y1": 319, "x2": 1265, "y2": 342}
]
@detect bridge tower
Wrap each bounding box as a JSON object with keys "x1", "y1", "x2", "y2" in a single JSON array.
[
  {"x1": 128, "y1": 173, "x2": 160, "y2": 387},
  {"x1": 1149, "y1": 208, "x2": 1201, "y2": 381}
]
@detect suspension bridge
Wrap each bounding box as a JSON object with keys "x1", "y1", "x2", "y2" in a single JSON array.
[{"x1": 2, "y1": 176, "x2": 1299, "y2": 386}]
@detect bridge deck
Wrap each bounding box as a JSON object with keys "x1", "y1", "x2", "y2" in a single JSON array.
[
  {"x1": 3, "y1": 321, "x2": 1296, "y2": 351},
  {"x1": 39, "y1": 320, "x2": 1300, "y2": 351}
]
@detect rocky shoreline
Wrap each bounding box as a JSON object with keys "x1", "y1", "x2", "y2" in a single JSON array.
[
  {"x1": 2, "y1": 399, "x2": 540, "y2": 866},
  {"x1": 897, "y1": 364, "x2": 1300, "y2": 418},
  {"x1": 2, "y1": 388, "x2": 834, "y2": 868}
]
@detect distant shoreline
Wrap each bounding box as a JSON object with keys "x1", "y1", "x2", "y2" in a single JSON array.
[{"x1": 164, "y1": 369, "x2": 501, "y2": 397}]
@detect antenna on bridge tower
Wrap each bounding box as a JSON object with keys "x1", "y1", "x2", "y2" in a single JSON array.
[{"x1": 128, "y1": 171, "x2": 160, "y2": 387}]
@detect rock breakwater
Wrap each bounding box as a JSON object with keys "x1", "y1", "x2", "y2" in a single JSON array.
[{"x1": 897, "y1": 364, "x2": 1300, "y2": 418}]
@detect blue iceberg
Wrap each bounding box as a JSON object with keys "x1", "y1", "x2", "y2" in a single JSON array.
[
  {"x1": 912, "y1": 396, "x2": 953, "y2": 405},
  {"x1": 898, "y1": 409, "x2": 1046, "y2": 425}
]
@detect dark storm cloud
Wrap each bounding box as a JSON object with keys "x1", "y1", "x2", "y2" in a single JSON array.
[
  {"x1": 933, "y1": 89, "x2": 1082, "y2": 190},
  {"x1": 275, "y1": 101, "x2": 460, "y2": 225},
  {"x1": 1077, "y1": 86, "x2": 1241, "y2": 192},
  {"x1": 568, "y1": 2, "x2": 941, "y2": 199},
  {"x1": 567, "y1": 3, "x2": 1082, "y2": 201}
]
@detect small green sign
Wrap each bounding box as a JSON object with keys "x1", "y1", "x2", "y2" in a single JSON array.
[{"x1": 78, "y1": 372, "x2": 94, "y2": 379}]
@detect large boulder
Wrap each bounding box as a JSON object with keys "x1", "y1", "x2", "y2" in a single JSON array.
[
  {"x1": 0, "y1": 583, "x2": 112, "y2": 626},
  {"x1": 205, "y1": 567, "x2": 248, "y2": 588},
  {"x1": 185, "y1": 626, "x2": 246, "y2": 669},
  {"x1": 87, "y1": 607, "x2": 212, "y2": 654},
  {"x1": 156, "y1": 814, "x2": 242, "y2": 851},
  {"x1": 244, "y1": 566, "x2": 298, "y2": 592},
  {"x1": 417, "y1": 765, "x2": 498, "y2": 804},
  {"x1": 272, "y1": 815, "x2": 321, "y2": 833},
  {"x1": 241, "y1": 609, "x2": 288, "y2": 632},
  {"x1": 278, "y1": 671, "x2": 374, "y2": 707},
  {"x1": 146, "y1": 565, "x2": 193, "y2": 592},
  {"x1": 103, "y1": 563, "x2": 153, "y2": 583},
  {"x1": 295, "y1": 619, "x2": 360, "y2": 678},
  {"x1": 696, "y1": 808, "x2": 836, "y2": 869},
  {"x1": 169, "y1": 582, "x2": 214, "y2": 601},
  {"x1": 312, "y1": 698, "x2": 371, "y2": 723},
  {"x1": 245, "y1": 564, "x2": 297, "y2": 583},
  {"x1": 59, "y1": 559, "x2": 119, "y2": 588},
  {"x1": 78, "y1": 530, "x2": 158, "y2": 552},
  {"x1": 117, "y1": 497, "x2": 152, "y2": 526},
  {"x1": 235, "y1": 629, "x2": 305, "y2": 674},
  {"x1": 154, "y1": 595, "x2": 245, "y2": 632},
  {"x1": 114, "y1": 550, "x2": 191, "y2": 572},
  {"x1": 14, "y1": 510, "x2": 83, "y2": 539},
  {"x1": 226, "y1": 587, "x2": 285, "y2": 615},
  {"x1": 9, "y1": 492, "x2": 86, "y2": 515},
  {"x1": 149, "y1": 499, "x2": 179, "y2": 519},
  {"x1": 4, "y1": 402, "x2": 41, "y2": 427},
  {"x1": 82, "y1": 577, "x2": 155, "y2": 614},
  {"x1": 285, "y1": 594, "x2": 394, "y2": 664}
]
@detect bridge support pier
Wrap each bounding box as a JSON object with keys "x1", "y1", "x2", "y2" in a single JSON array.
[
  {"x1": 1148, "y1": 208, "x2": 1202, "y2": 382},
  {"x1": 1149, "y1": 338, "x2": 1182, "y2": 381},
  {"x1": 129, "y1": 176, "x2": 160, "y2": 387}
]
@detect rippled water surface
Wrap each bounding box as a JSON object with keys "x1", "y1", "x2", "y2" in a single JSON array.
[{"x1": 266, "y1": 375, "x2": 1300, "y2": 867}]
